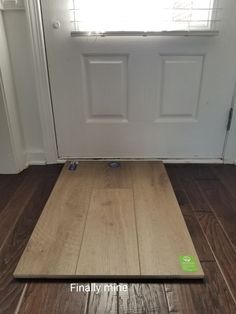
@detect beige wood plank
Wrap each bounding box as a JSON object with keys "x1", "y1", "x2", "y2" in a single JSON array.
[
  {"x1": 76, "y1": 188, "x2": 140, "y2": 276},
  {"x1": 14, "y1": 162, "x2": 96, "y2": 278},
  {"x1": 131, "y1": 162, "x2": 204, "y2": 278},
  {"x1": 15, "y1": 161, "x2": 203, "y2": 279},
  {"x1": 92, "y1": 162, "x2": 132, "y2": 188}
]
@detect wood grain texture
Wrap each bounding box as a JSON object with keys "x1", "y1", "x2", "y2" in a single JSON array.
[
  {"x1": 119, "y1": 284, "x2": 169, "y2": 314},
  {"x1": 165, "y1": 262, "x2": 236, "y2": 314},
  {"x1": 0, "y1": 168, "x2": 60, "y2": 314},
  {"x1": 14, "y1": 162, "x2": 96, "y2": 278},
  {"x1": 0, "y1": 172, "x2": 27, "y2": 215},
  {"x1": 131, "y1": 162, "x2": 203, "y2": 278},
  {"x1": 168, "y1": 165, "x2": 212, "y2": 212},
  {"x1": 0, "y1": 173, "x2": 40, "y2": 250},
  {"x1": 211, "y1": 165, "x2": 236, "y2": 198},
  {"x1": 92, "y1": 162, "x2": 132, "y2": 189},
  {"x1": 196, "y1": 212, "x2": 236, "y2": 300},
  {"x1": 14, "y1": 161, "x2": 203, "y2": 279},
  {"x1": 18, "y1": 283, "x2": 88, "y2": 314},
  {"x1": 87, "y1": 283, "x2": 117, "y2": 314},
  {"x1": 76, "y1": 188, "x2": 140, "y2": 276},
  {"x1": 196, "y1": 179, "x2": 236, "y2": 249}
]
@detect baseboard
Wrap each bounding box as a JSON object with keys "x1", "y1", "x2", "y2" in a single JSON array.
[
  {"x1": 163, "y1": 158, "x2": 224, "y2": 164},
  {"x1": 223, "y1": 159, "x2": 236, "y2": 165},
  {"x1": 26, "y1": 150, "x2": 46, "y2": 166}
]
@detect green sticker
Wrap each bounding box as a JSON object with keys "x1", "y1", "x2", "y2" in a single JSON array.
[{"x1": 179, "y1": 255, "x2": 197, "y2": 272}]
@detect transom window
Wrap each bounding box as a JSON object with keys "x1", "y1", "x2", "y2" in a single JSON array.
[{"x1": 69, "y1": 0, "x2": 220, "y2": 35}]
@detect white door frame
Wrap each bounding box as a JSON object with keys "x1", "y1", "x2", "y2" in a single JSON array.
[
  {"x1": 24, "y1": 0, "x2": 236, "y2": 164},
  {"x1": 24, "y1": 0, "x2": 58, "y2": 163},
  {"x1": 223, "y1": 86, "x2": 236, "y2": 164}
]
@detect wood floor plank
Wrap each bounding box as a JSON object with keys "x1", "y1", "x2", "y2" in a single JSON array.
[
  {"x1": 169, "y1": 166, "x2": 212, "y2": 213},
  {"x1": 18, "y1": 283, "x2": 89, "y2": 314},
  {"x1": 196, "y1": 212, "x2": 236, "y2": 299},
  {"x1": 211, "y1": 165, "x2": 236, "y2": 198},
  {"x1": 0, "y1": 168, "x2": 59, "y2": 314},
  {"x1": 76, "y1": 188, "x2": 140, "y2": 276},
  {"x1": 0, "y1": 172, "x2": 27, "y2": 215},
  {"x1": 131, "y1": 162, "x2": 204, "y2": 278},
  {"x1": 180, "y1": 164, "x2": 216, "y2": 180},
  {"x1": 165, "y1": 261, "x2": 236, "y2": 314},
  {"x1": 14, "y1": 162, "x2": 96, "y2": 278},
  {"x1": 119, "y1": 284, "x2": 169, "y2": 314},
  {"x1": 87, "y1": 283, "x2": 117, "y2": 314},
  {"x1": 0, "y1": 173, "x2": 41, "y2": 249},
  {"x1": 196, "y1": 179, "x2": 236, "y2": 249}
]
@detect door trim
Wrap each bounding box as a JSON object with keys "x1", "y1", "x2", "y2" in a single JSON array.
[{"x1": 24, "y1": 0, "x2": 58, "y2": 163}]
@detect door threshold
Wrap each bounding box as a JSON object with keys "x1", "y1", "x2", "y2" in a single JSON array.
[{"x1": 57, "y1": 158, "x2": 224, "y2": 164}]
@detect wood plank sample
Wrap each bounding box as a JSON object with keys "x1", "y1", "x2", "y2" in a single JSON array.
[
  {"x1": 76, "y1": 189, "x2": 140, "y2": 276},
  {"x1": 14, "y1": 163, "x2": 96, "y2": 277},
  {"x1": 14, "y1": 161, "x2": 204, "y2": 279},
  {"x1": 131, "y1": 162, "x2": 203, "y2": 278}
]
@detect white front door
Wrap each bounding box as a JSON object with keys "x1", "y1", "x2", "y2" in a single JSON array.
[{"x1": 41, "y1": 0, "x2": 236, "y2": 159}]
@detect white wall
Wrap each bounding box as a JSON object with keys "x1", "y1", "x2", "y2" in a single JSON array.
[
  {"x1": 3, "y1": 10, "x2": 45, "y2": 164},
  {"x1": 0, "y1": 74, "x2": 16, "y2": 173},
  {"x1": 0, "y1": 10, "x2": 25, "y2": 173}
]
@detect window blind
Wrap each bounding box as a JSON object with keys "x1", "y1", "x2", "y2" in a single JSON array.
[
  {"x1": 70, "y1": 0, "x2": 221, "y2": 36},
  {"x1": 2, "y1": 0, "x2": 24, "y2": 10}
]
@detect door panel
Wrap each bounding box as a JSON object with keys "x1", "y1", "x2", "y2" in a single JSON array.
[
  {"x1": 41, "y1": 0, "x2": 236, "y2": 159},
  {"x1": 84, "y1": 55, "x2": 128, "y2": 122},
  {"x1": 158, "y1": 55, "x2": 203, "y2": 120}
]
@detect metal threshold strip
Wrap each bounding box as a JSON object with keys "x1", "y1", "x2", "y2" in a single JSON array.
[{"x1": 71, "y1": 30, "x2": 219, "y2": 37}]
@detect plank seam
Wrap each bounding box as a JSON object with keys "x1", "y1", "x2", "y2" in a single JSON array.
[
  {"x1": 130, "y1": 174, "x2": 142, "y2": 276},
  {"x1": 117, "y1": 284, "x2": 120, "y2": 314},
  {"x1": 85, "y1": 283, "x2": 92, "y2": 314},
  {"x1": 162, "y1": 283, "x2": 172, "y2": 314},
  {"x1": 14, "y1": 283, "x2": 28, "y2": 314},
  {"x1": 74, "y1": 185, "x2": 94, "y2": 275}
]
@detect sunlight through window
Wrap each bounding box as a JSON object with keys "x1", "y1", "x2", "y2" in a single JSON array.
[{"x1": 69, "y1": 0, "x2": 220, "y2": 34}]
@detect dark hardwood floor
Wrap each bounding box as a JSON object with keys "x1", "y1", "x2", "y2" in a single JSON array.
[{"x1": 0, "y1": 163, "x2": 236, "y2": 313}]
